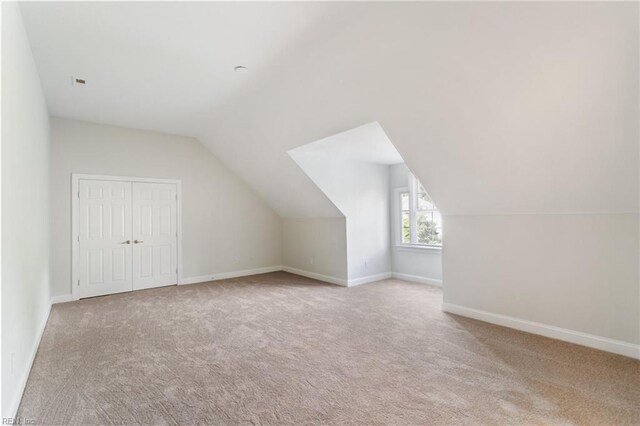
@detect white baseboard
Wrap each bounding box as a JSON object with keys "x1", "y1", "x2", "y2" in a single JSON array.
[
  {"x1": 51, "y1": 294, "x2": 73, "y2": 304},
  {"x1": 281, "y1": 266, "x2": 347, "y2": 286},
  {"x1": 391, "y1": 272, "x2": 442, "y2": 287},
  {"x1": 7, "y1": 302, "x2": 51, "y2": 419},
  {"x1": 442, "y1": 303, "x2": 640, "y2": 360},
  {"x1": 179, "y1": 265, "x2": 283, "y2": 285},
  {"x1": 348, "y1": 272, "x2": 392, "y2": 287}
]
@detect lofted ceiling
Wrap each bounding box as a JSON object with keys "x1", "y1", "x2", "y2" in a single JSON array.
[
  {"x1": 198, "y1": 2, "x2": 639, "y2": 217},
  {"x1": 18, "y1": 1, "x2": 362, "y2": 137},
  {"x1": 287, "y1": 122, "x2": 403, "y2": 217},
  {"x1": 20, "y1": 2, "x2": 639, "y2": 218},
  {"x1": 289, "y1": 122, "x2": 403, "y2": 166}
]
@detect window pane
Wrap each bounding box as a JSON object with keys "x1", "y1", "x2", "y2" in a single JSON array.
[
  {"x1": 416, "y1": 210, "x2": 442, "y2": 245},
  {"x1": 400, "y1": 192, "x2": 409, "y2": 210},
  {"x1": 401, "y1": 211, "x2": 411, "y2": 244},
  {"x1": 417, "y1": 187, "x2": 435, "y2": 211}
]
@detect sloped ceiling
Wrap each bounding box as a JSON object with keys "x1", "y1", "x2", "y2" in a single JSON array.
[
  {"x1": 198, "y1": 2, "x2": 639, "y2": 217},
  {"x1": 289, "y1": 122, "x2": 403, "y2": 166},
  {"x1": 288, "y1": 122, "x2": 403, "y2": 217},
  {"x1": 21, "y1": 2, "x2": 639, "y2": 218},
  {"x1": 18, "y1": 1, "x2": 363, "y2": 137}
]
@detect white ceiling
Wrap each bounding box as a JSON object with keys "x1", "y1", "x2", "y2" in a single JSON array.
[
  {"x1": 198, "y1": 2, "x2": 638, "y2": 217},
  {"x1": 289, "y1": 122, "x2": 403, "y2": 165},
  {"x1": 20, "y1": 2, "x2": 639, "y2": 218},
  {"x1": 19, "y1": 2, "x2": 360, "y2": 136}
]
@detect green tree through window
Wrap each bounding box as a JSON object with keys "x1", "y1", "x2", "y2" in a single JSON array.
[{"x1": 398, "y1": 174, "x2": 441, "y2": 247}]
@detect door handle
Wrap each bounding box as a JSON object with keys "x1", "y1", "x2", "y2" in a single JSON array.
[
  {"x1": 134, "y1": 240, "x2": 144, "y2": 244},
  {"x1": 121, "y1": 240, "x2": 131, "y2": 244}
]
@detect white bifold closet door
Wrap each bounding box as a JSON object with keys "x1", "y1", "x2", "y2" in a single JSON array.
[
  {"x1": 78, "y1": 179, "x2": 177, "y2": 299},
  {"x1": 78, "y1": 179, "x2": 133, "y2": 298},
  {"x1": 131, "y1": 182, "x2": 178, "y2": 291}
]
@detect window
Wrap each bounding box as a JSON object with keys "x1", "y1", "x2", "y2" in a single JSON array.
[{"x1": 397, "y1": 174, "x2": 442, "y2": 247}]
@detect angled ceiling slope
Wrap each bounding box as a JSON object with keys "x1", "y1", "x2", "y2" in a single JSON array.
[
  {"x1": 18, "y1": 1, "x2": 362, "y2": 137},
  {"x1": 288, "y1": 121, "x2": 403, "y2": 217},
  {"x1": 21, "y1": 2, "x2": 639, "y2": 218},
  {"x1": 199, "y1": 2, "x2": 639, "y2": 217},
  {"x1": 290, "y1": 122, "x2": 403, "y2": 166}
]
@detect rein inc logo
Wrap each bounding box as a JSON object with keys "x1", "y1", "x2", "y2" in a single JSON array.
[{"x1": 2, "y1": 418, "x2": 35, "y2": 425}]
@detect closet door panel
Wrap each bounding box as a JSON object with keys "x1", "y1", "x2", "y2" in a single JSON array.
[{"x1": 132, "y1": 182, "x2": 178, "y2": 290}]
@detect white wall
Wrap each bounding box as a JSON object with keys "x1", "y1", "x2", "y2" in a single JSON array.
[
  {"x1": 289, "y1": 153, "x2": 391, "y2": 283},
  {"x1": 197, "y1": 2, "x2": 638, "y2": 354},
  {"x1": 1, "y1": 3, "x2": 51, "y2": 417},
  {"x1": 282, "y1": 218, "x2": 347, "y2": 283},
  {"x1": 50, "y1": 118, "x2": 282, "y2": 297},
  {"x1": 343, "y1": 161, "x2": 390, "y2": 281},
  {"x1": 444, "y1": 214, "x2": 639, "y2": 348},
  {"x1": 389, "y1": 163, "x2": 442, "y2": 283}
]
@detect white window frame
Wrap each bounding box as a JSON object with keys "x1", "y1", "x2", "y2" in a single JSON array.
[{"x1": 393, "y1": 178, "x2": 442, "y2": 251}]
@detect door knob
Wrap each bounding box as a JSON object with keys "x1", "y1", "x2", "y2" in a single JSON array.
[
  {"x1": 134, "y1": 240, "x2": 144, "y2": 244},
  {"x1": 121, "y1": 240, "x2": 131, "y2": 244}
]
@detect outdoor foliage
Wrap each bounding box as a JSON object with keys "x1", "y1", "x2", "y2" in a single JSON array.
[
  {"x1": 401, "y1": 183, "x2": 442, "y2": 246},
  {"x1": 417, "y1": 214, "x2": 441, "y2": 245}
]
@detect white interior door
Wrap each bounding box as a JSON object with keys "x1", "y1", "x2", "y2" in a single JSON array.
[
  {"x1": 132, "y1": 182, "x2": 178, "y2": 290},
  {"x1": 78, "y1": 179, "x2": 133, "y2": 298}
]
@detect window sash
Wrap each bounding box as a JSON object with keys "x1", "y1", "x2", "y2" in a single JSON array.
[{"x1": 397, "y1": 174, "x2": 441, "y2": 247}]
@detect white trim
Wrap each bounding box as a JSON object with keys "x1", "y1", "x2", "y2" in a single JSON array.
[
  {"x1": 71, "y1": 175, "x2": 79, "y2": 300},
  {"x1": 179, "y1": 266, "x2": 283, "y2": 285},
  {"x1": 202, "y1": 267, "x2": 400, "y2": 288},
  {"x1": 71, "y1": 173, "x2": 183, "y2": 301},
  {"x1": 7, "y1": 303, "x2": 51, "y2": 419},
  {"x1": 51, "y1": 294, "x2": 73, "y2": 305},
  {"x1": 176, "y1": 183, "x2": 183, "y2": 291},
  {"x1": 442, "y1": 303, "x2": 640, "y2": 360},
  {"x1": 444, "y1": 211, "x2": 639, "y2": 217},
  {"x1": 393, "y1": 187, "x2": 410, "y2": 245},
  {"x1": 393, "y1": 184, "x2": 443, "y2": 247},
  {"x1": 347, "y1": 272, "x2": 392, "y2": 287},
  {"x1": 394, "y1": 244, "x2": 442, "y2": 253},
  {"x1": 281, "y1": 266, "x2": 347, "y2": 286},
  {"x1": 392, "y1": 272, "x2": 442, "y2": 287},
  {"x1": 71, "y1": 174, "x2": 182, "y2": 185}
]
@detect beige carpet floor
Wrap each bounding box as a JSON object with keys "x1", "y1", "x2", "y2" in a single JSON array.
[{"x1": 17, "y1": 272, "x2": 640, "y2": 425}]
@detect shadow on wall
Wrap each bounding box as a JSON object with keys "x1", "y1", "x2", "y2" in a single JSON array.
[{"x1": 287, "y1": 122, "x2": 443, "y2": 286}]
